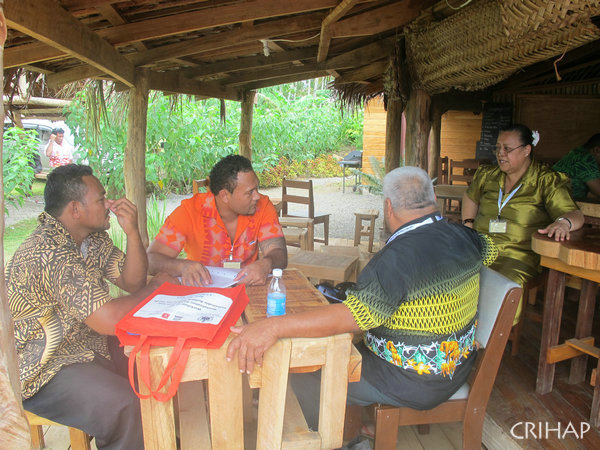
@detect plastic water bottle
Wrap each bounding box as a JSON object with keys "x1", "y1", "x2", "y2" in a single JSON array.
[{"x1": 267, "y1": 268, "x2": 286, "y2": 317}]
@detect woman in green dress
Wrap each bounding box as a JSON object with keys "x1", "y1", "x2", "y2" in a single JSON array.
[{"x1": 461, "y1": 124, "x2": 584, "y2": 323}]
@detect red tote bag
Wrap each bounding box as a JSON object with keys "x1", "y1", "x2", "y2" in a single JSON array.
[{"x1": 115, "y1": 282, "x2": 249, "y2": 402}]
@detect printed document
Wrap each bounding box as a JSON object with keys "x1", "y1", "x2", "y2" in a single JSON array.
[{"x1": 133, "y1": 292, "x2": 233, "y2": 324}]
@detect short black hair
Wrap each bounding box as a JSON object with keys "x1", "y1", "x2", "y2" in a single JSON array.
[
  {"x1": 51, "y1": 127, "x2": 65, "y2": 135},
  {"x1": 500, "y1": 124, "x2": 534, "y2": 146},
  {"x1": 209, "y1": 155, "x2": 254, "y2": 194},
  {"x1": 44, "y1": 164, "x2": 94, "y2": 217}
]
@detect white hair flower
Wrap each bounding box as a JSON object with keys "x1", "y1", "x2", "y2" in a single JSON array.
[{"x1": 531, "y1": 130, "x2": 540, "y2": 146}]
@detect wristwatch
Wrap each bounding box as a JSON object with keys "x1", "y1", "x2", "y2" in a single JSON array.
[
  {"x1": 462, "y1": 218, "x2": 475, "y2": 225},
  {"x1": 556, "y1": 217, "x2": 572, "y2": 230}
]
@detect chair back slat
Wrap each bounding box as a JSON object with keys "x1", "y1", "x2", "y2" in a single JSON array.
[
  {"x1": 281, "y1": 179, "x2": 315, "y2": 218},
  {"x1": 193, "y1": 178, "x2": 209, "y2": 195},
  {"x1": 475, "y1": 266, "x2": 521, "y2": 348}
]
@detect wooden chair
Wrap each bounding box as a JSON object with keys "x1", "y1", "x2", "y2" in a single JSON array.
[
  {"x1": 280, "y1": 216, "x2": 314, "y2": 251},
  {"x1": 192, "y1": 178, "x2": 209, "y2": 194},
  {"x1": 281, "y1": 178, "x2": 330, "y2": 245},
  {"x1": 26, "y1": 410, "x2": 91, "y2": 450},
  {"x1": 372, "y1": 267, "x2": 522, "y2": 450},
  {"x1": 449, "y1": 159, "x2": 480, "y2": 186},
  {"x1": 437, "y1": 156, "x2": 449, "y2": 185}
]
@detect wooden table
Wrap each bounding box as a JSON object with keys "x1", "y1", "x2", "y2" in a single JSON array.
[
  {"x1": 131, "y1": 269, "x2": 361, "y2": 449},
  {"x1": 288, "y1": 249, "x2": 359, "y2": 283},
  {"x1": 532, "y1": 229, "x2": 600, "y2": 425},
  {"x1": 434, "y1": 184, "x2": 467, "y2": 217}
]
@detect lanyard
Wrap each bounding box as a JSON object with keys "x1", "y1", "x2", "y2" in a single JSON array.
[
  {"x1": 497, "y1": 185, "x2": 522, "y2": 218},
  {"x1": 386, "y1": 215, "x2": 444, "y2": 245}
]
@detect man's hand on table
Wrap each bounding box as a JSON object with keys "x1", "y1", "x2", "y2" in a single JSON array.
[
  {"x1": 179, "y1": 260, "x2": 213, "y2": 286},
  {"x1": 226, "y1": 319, "x2": 280, "y2": 374},
  {"x1": 233, "y1": 259, "x2": 271, "y2": 286}
]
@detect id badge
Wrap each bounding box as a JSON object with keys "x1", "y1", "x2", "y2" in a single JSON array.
[
  {"x1": 489, "y1": 218, "x2": 507, "y2": 233},
  {"x1": 223, "y1": 259, "x2": 242, "y2": 269}
]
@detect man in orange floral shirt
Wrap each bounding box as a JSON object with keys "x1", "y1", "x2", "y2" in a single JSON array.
[{"x1": 148, "y1": 155, "x2": 287, "y2": 286}]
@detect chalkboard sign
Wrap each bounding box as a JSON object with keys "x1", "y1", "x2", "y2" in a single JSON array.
[{"x1": 475, "y1": 103, "x2": 512, "y2": 162}]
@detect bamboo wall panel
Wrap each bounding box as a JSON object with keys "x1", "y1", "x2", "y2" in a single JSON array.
[
  {"x1": 440, "y1": 110, "x2": 482, "y2": 162},
  {"x1": 362, "y1": 96, "x2": 386, "y2": 175}
]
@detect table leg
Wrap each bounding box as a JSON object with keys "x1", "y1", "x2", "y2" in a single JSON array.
[
  {"x1": 138, "y1": 351, "x2": 177, "y2": 450},
  {"x1": 318, "y1": 334, "x2": 352, "y2": 449},
  {"x1": 569, "y1": 280, "x2": 599, "y2": 384},
  {"x1": 592, "y1": 358, "x2": 600, "y2": 428},
  {"x1": 207, "y1": 344, "x2": 244, "y2": 448},
  {"x1": 536, "y1": 269, "x2": 566, "y2": 394},
  {"x1": 256, "y1": 339, "x2": 291, "y2": 448}
]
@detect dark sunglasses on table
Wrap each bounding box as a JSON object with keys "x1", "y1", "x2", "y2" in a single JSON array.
[{"x1": 495, "y1": 144, "x2": 526, "y2": 155}]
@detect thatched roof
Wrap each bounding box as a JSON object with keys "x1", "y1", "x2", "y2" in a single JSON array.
[{"x1": 3, "y1": 0, "x2": 600, "y2": 108}]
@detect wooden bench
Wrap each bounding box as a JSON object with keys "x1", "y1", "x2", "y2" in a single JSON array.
[{"x1": 26, "y1": 410, "x2": 91, "y2": 450}]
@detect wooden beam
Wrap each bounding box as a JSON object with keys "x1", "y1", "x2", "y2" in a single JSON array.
[
  {"x1": 183, "y1": 48, "x2": 317, "y2": 79},
  {"x1": 4, "y1": 41, "x2": 64, "y2": 68},
  {"x1": 97, "y1": 0, "x2": 338, "y2": 46},
  {"x1": 242, "y1": 71, "x2": 330, "y2": 90},
  {"x1": 221, "y1": 63, "x2": 323, "y2": 86},
  {"x1": 46, "y1": 65, "x2": 104, "y2": 88},
  {"x1": 130, "y1": 13, "x2": 324, "y2": 67},
  {"x1": 385, "y1": 97, "x2": 404, "y2": 172},
  {"x1": 325, "y1": 37, "x2": 394, "y2": 69},
  {"x1": 405, "y1": 89, "x2": 432, "y2": 169},
  {"x1": 4, "y1": 0, "x2": 135, "y2": 86},
  {"x1": 333, "y1": 60, "x2": 387, "y2": 84},
  {"x1": 317, "y1": 0, "x2": 359, "y2": 62},
  {"x1": 239, "y1": 90, "x2": 256, "y2": 160},
  {"x1": 331, "y1": 0, "x2": 433, "y2": 38},
  {"x1": 124, "y1": 69, "x2": 149, "y2": 246},
  {"x1": 148, "y1": 71, "x2": 242, "y2": 101}
]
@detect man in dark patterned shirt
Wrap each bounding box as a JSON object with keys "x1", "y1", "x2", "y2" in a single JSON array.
[
  {"x1": 553, "y1": 134, "x2": 600, "y2": 200},
  {"x1": 226, "y1": 166, "x2": 498, "y2": 431},
  {"x1": 7, "y1": 164, "x2": 175, "y2": 449}
]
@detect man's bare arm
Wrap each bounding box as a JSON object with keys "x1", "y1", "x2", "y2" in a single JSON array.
[
  {"x1": 147, "y1": 240, "x2": 212, "y2": 286},
  {"x1": 226, "y1": 303, "x2": 360, "y2": 373},
  {"x1": 85, "y1": 272, "x2": 178, "y2": 335},
  {"x1": 234, "y1": 236, "x2": 287, "y2": 285}
]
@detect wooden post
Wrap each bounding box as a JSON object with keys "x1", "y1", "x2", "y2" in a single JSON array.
[
  {"x1": 384, "y1": 96, "x2": 403, "y2": 173},
  {"x1": 0, "y1": 3, "x2": 33, "y2": 447},
  {"x1": 124, "y1": 69, "x2": 150, "y2": 246},
  {"x1": 404, "y1": 89, "x2": 432, "y2": 169},
  {"x1": 429, "y1": 101, "x2": 443, "y2": 180},
  {"x1": 239, "y1": 90, "x2": 256, "y2": 161}
]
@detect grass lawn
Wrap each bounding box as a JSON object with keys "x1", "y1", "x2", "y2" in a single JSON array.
[
  {"x1": 3, "y1": 217, "x2": 38, "y2": 262},
  {"x1": 31, "y1": 179, "x2": 45, "y2": 196}
]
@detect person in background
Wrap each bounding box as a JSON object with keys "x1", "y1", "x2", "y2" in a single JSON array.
[
  {"x1": 45, "y1": 127, "x2": 74, "y2": 167},
  {"x1": 227, "y1": 166, "x2": 498, "y2": 431},
  {"x1": 462, "y1": 124, "x2": 584, "y2": 325},
  {"x1": 7, "y1": 164, "x2": 176, "y2": 449},
  {"x1": 553, "y1": 133, "x2": 600, "y2": 200},
  {"x1": 147, "y1": 154, "x2": 287, "y2": 287}
]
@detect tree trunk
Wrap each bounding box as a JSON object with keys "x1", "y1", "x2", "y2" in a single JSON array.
[
  {"x1": 124, "y1": 69, "x2": 150, "y2": 246},
  {"x1": 385, "y1": 96, "x2": 403, "y2": 173},
  {"x1": 239, "y1": 90, "x2": 256, "y2": 161},
  {"x1": 404, "y1": 89, "x2": 432, "y2": 169},
  {"x1": 429, "y1": 102, "x2": 443, "y2": 180},
  {"x1": 0, "y1": 3, "x2": 33, "y2": 447}
]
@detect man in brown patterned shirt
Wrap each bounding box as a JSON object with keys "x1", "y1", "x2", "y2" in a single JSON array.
[{"x1": 7, "y1": 164, "x2": 175, "y2": 449}]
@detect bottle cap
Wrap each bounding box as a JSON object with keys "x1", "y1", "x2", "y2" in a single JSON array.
[{"x1": 272, "y1": 268, "x2": 283, "y2": 277}]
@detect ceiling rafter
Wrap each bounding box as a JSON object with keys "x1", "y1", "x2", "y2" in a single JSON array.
[
  {"x1": 317, "y1": 0, "x2": 359, "y2": 63},
  {"x1": 96, "y1": 0, "x2": 339, "y2": 46},
  {"x1": 330, "y1": 0, "x2": 437, "y2": 38},
  {"x1": 5, "y1": 0, "x2": 135, "y2": 86}
]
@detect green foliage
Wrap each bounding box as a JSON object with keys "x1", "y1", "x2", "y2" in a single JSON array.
[
  {"x1": 358, "y1": 157, "x2": 387, "y2": 195},
  {"x1": 108, "y1": 195, "x2": 168, "y2": 252},
  {"x1": 257, "y1": 154, "x2": 343, "y2": 187},
  {"x1": 3, "y1": 127, "x2": 37, "y2": 211},
  {"x1": 65, "y1": 81, "x2": 363, "y2": 196},
  {"x1": 3, "y1": 217, "x2": 38, "y2": 261}
]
